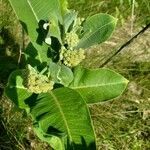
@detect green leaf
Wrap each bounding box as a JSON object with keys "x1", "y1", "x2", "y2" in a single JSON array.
[
  {"x1": 57, "y1": 64, "x2": 74, "y2": 86},
  {"x1": 9, "y1": 0, "x2": 63, "y2": 35},
  {"x1": 69, "y1": 66, "x2": 128, "y2": 104},
  {"x1": 63, "y1": 10, "x2": 77, "y2": 33},
  {"x1": 49, "y1": 62, "x2": 74, "y2": 86},
  {"x1": 60, "y1": 0, "x2": 69, "y2": 17},
  {"x1": 24, "y1": 42, "x2": 44, "y2": 67},
  {"x1": 5, "y1": 70, "x2": 31, "y2": 110},
  {"x1": 76, "y1": 13, "x2": 117, "y2": 49},
  {"x1": 49, "y1": 17, "x2": 62, "y2": 43},
  {"x1": 8, "y1": 0, "x2": 65, "y2": 62},
  {"x1": 34, "y1": 126, "x2": 64, "y2": 150},
  {"x1": 26, "y1": 88, "x2": 96, "y2": 149},
  {"x1": 49, "y1": 62, "x2": 61, "y2": 83}
]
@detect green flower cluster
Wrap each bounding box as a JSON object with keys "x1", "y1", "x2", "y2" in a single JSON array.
[
  {"x1": 22, "y1": 65, "x2": 54, "y2": 94},
  {"x1": 65, "y1": 31, "x2": 79, "y2": 49},
  {"x1": 59, "y1": 17, "x2": 86, "y2": 67},
  {"x1": 60, "y1": 47, "x2": 85, "y2": 67},
  {"x1": 74, "y1": 17, "x2": 84, "y2": 30}
]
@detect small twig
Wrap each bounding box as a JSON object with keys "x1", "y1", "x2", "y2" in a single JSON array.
[
  {"x1": 131, "y1": 0, "x2": 135, "y2": 36},
  {"x1": 18, "y1": 27, "x2": 25, "y2": 64},
  {"x1": 100, "y1": 23, "x2": 150, "y2": 68},
  {"x1": 18, "y1": 46, "x2": 22, "y2": 64}
]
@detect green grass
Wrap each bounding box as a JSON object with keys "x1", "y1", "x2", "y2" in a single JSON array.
[
  {"x1": 0, "y1": 0, "x2": 150, "y2": 149},
  {"x1": 69, "y1": 0, "x2": 150, "y2": 25}
]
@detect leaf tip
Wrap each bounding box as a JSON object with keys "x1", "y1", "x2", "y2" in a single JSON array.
[{"x1": 125, "y1": 78, "x2": 129, "y2": 84}]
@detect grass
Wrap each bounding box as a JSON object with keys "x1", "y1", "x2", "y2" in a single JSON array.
[
  {"x1": 68, "y1": 0, "x2": 150, "y2": 26},
  {"x1": 83, "y1": 19, "x2": 150, "y2": 149},
  {"x1": 0, "y1": 0, "x2": 150, "y2": 149}
]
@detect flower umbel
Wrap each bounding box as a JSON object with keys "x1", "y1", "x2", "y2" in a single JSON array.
[
  {"x1": 65, "y1": 31, "x2": 79, "y2": 49},
  {"x1": 60, "y1": 17, "x2": 86, "y2": 67},
  {"x1": 22, "y1": 65, "x2": 54, "y2": 94},
  {"x1": 60, "y1": 47, "x2": 85, "y2": 67}
]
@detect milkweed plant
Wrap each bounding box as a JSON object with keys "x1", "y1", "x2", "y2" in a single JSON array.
[{"x1": 5, "y1": 0, "x2": 129, "y2": 150}]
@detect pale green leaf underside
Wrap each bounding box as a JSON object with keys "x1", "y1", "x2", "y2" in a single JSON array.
[
  {"x1": 49, "y1": 62, "x2": 74, "y2": 86},
  {"x1": 26, "y1": 88, "x2": 96, "y2": 149},
  {"x1": 5, "y1": 70, "x2": 31, "y2": 109},
  {"x1": 77, "y1": 13, "x2": 117, "y2": 49},
  {"x1": 34, "y1": 126, "x2": 64, "y2": 150},
  {"x1": 57, "y1": 64, "x2": 74, "y2": 86},
  {"x1": 69, "y1": 66, "x2": 128, "y2": 104}
]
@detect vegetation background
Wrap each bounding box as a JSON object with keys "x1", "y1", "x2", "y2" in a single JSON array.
[{"x1": 0, "y1": 0, "x2": 150, "y2": 149}]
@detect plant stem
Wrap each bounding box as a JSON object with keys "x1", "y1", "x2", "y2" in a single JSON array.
[
  {"x1": 100, "y1": 22, "x2": 150, "y2": 68},
  {"x1": 131, "y1": 0, "x2": 135, "y2": 36}
]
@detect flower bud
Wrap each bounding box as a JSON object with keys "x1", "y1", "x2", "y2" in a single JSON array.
[
  {"x1": 60, "y1": 47, "x2": 85, "y2": 67},
  {"x1": 22, "y1": 65, "x2": 54, "y2": 93},
  {"x1": 65, "y1": 31, "x2": 79, "y2": 48}
]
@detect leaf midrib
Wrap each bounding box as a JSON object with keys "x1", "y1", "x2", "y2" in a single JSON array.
[
  {"x1": 71, "y1": 81, "x2": 127, "y2": 89},
  {"x1": 50, "y1": 91, "x2": 73, "y2": 142},
  {"x1": 78, "y1": 19, "x2": 116, "y2": 46},
  {"x1": 26, "y1": 0, "x2": 43, "y2": 63},
  {"x1": 27, "y1": 0, "x2": 39, "y2": 22}
]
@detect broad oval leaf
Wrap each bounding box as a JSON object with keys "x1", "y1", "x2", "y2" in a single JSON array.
[
  {"x1": 26, "y1": 88, "x2": 96, "y2": 149},
  {"x1": 49, "y1": 62, "x2": 74, "y2": 86},
  {"x1": 57, "y1": 64, "x2": 74, "y2": 86},
  {"x1": 5, "y1": 70, "x2": 31, "y2": 110},
  {"x1": 76, "y1": 13, "x2": 117, "y2": 49},
  {"x1": 8, "y1": 0, "x2": 65, "y2": 63},
  {"x1": 9, "y1": 0, "x2": 63, "y2": 38},
  {"x1": 69, "y1": 66, "x2": 128, "y2": 104}
]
